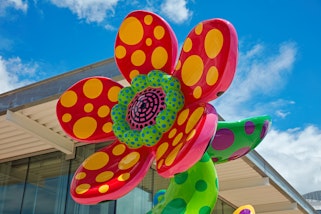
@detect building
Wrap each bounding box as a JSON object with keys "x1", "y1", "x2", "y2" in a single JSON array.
[
  {"x1": 0, "y1": 58, "x2": 317, "y2": 213},
  {"x1": 303, "y1": 191, "x2": 321, "y2": 214}
]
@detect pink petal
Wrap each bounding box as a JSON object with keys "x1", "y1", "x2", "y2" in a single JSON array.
[
  {"x1": 70, "y1": 141, "x2": 154, "y2": 204},
  {"x1": 56, "y1": 77, "x2": 122, "y2": 142},
  {"x1": 154, "y1": 103, "x2": 218, "y2": 178},
  {"x1": 115, "y1": 10, "x2": 178, "y2": 83},
  {"x1": 173, "y1": 18, "x2": 238, "y2": 103}
]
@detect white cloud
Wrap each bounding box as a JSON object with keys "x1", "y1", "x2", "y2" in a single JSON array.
[
  {"x1": 49, "y1": 0, "x2": 119, "y2": 23},
  {"x1": 208, "y1": 40, "x2": 321, "y2": 194},
  {"x1": 257, "y1": 126, "x2": 321, "y2": 194},
  {"x1": 160, "y1": 0, "x2": 192, "y2": 24},
  {"x1": 104, "y1": 23, "x2": 117, "y2": 31},
  {"x1": 0, "y1": 35, "x2": 14, "y2": 51},
  {"x1": 0, "y1": 0, "x2": 28, "y2": 15},
  {"x1": 275, "y1": 110, "x2": 290, "y2": 118},
  {"x1": 213, "y1": 42, "x2": 297, "y2": 120},
  {"x1": 0, "y1": 56, "x2": 38, "y2": 94}
]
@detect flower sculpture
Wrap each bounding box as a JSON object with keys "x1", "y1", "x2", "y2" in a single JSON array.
[{"x1": 56, "y1": 10, "x2": 271, "y2": 213}]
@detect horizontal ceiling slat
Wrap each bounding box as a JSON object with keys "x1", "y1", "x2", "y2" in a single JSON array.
[
  {"x1": 0, "y1": 133, "x2": 31, "y2": 145},
  {"x1": 0, "y1": 123, "x2": 19, "y2": 133},
  {"x1": 220, "y1": 185, "x2": 289, "y2": 206},
  {"x1": 21, "y1": 100, "x2": 58, "y2": 116},
  {"x1": 0, "y1": 141, "x2": 46, "y2": 155},
  {"x1": 6, "y1": 110, "x2": 74, "y2": 155},
  {"x1": 0, "y1": 137, "x2": 40, "y2": 149},
  {"x1": 0, "y1": 144, "x2": 53, "y2": 160}
]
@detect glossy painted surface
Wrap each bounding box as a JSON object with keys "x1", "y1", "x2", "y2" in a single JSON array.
[
  {"x1": 233, "y1": 205, "x2": 256, "y2": 214},
  {"x1": 56, "y1": 10, "x2": 270, "y2": 214},
  {"x1": 207, "y1": 115, "x2": 271, "y2": 164},
  {"x1": 149, "y1": 153, "x2": 218, "y2": 214},
  {"x1": 56, "y1": 10, "x2": 238, "y2": 205}
]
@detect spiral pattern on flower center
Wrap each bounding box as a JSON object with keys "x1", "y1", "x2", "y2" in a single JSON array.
[{"x1": 127, "y1": 87, "x2": 166, "y2": 130}]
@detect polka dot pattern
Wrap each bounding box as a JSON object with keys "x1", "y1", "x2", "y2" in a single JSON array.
[
  {"x1": 207, "y1": 115, "x2": 271, "y2": 164},
  {"x1": 173, "y1": 18, "x2": 238, "y2": 104},
  {"x1": 70, "y1": 142, "x2": 154, "y2": 203},
  {"x1": 233, "y1": 205, "x2": 255, "y2": 214},
  {"x1": 115, "y1": 11, "x2": 178, "y2": 82},
  {"x1": 57, "y1": 10, "x2": 270, "y2": 211},
  {"x1": 111, "y1": 70, "x2": 184, "y2": 148},
  {"x1": 56, "y1": 77, "x2": 123, "y2": 142},
  {"x1": 150, "y1": 153, "x2": 218, "y2": 214},
  {"x1": 155, "y1": 103, "x2": 218, "y2": 177}
]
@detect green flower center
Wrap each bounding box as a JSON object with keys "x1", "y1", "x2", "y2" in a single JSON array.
[{"x1": 111, "y1": 70, "x2": 184, "y2": 148}]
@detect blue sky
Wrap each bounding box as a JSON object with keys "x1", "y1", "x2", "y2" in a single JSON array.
[{"x1": 1, "y1": 0, "x2": 321, "y2": 194}]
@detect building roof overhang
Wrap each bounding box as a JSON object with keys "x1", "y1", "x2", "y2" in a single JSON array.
[{"x1": 0, "y1": 58, "x2": 316, "y2": 214}]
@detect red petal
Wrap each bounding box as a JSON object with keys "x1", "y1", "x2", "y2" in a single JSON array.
[
  {"x1": 56, "y1": 77, "x2": 123, "y2": 142},
  {"x1": 154, "y1": 103, "x2": 218, "y2": 177},
  {"x1": 70, "y1": 141, "x2": 154, "y2": 204},
  {"x1": 115, "y1": 10, "x2": 178, "y2": 83},
  {"x1": 173, "y1": 19, "x2": 238, "y2": 103}
]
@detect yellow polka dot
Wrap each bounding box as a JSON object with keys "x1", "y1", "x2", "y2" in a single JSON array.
[
  {"x1": 165, "y1": 143, "x2": 183, "y2": 166},
  {"x1": 186, "y1": 129, "x2": 196, "y2": 141},
  {"x1": 112, "y1": 144, "x2": 126, "y2": 156},
  {"x1": 84, "y1": 103, "x2": 93, "y2": 113},
  {"x1": 108, "y1": 86, "x2": 121, "y2": 102},
  {"x1": 146, "y1": 38, "x2": 152, "y2": 46},
  {"x1": 102, "y1": 122, "x2": 113, "y2": 133},
  {"x1": 177, "y1": 109, "x2": 189, "y2": 125},
  {"x1": 168, "y1": 128, "x2": 177, "y2": 139},
  {"x1": 195, "y1": 23, "x2": 203, "y2": 35},
  {"x1": 75, "y1": 172, "x2": 86, "y2": 180},
  {"x1": 175, "y1": 60, "x2": 181, "y2": 71},
  {"x1": 97, "y1": 105, "x2": 110, "y2": 118},
  {"x1": 172, "y1": 132, "x2": 183, "y2": 146},
  {"x1": 62, "y1": 113, "x2": 72, "y2": 123},
  {"x1": 193, "y1": 86, "x2": 202, "y2": 99},
  {"x1": 118, "y1": 173, "x2": 130, "y2": 181},
  {"x1": 99, "y1": 184, "x2": 109, "y2": 193},
  {"x1": 144, "y1": 15, "x2": 153, "y2": 25},
  {"x1": 181, "y1": 55, "x2": 204, "y2": 86},
  {"x1": 156, "y1": 142, "x2": 169, "y2": 160},
  {"x1": 151, "y1": 46, "x2": 168, "y2": 69},
  {"x1": 118, "y1": 152, "x2": 140, "y2": 170},
  {"x1": 83, "y1": 78, "x2": 103, "y2": 99},
  {"x1": 119, "y1": 17, "x2": 144, "y2": 45},
  {"x1": 206, "y1": 66, "x2": 219, "y2": 86},
  {"x1": 157, "y1": 159, "x2": 164, "y2": 169},
  {"x1": 131, "y1": 50, "x2": 146, "y2": 66},
  {"x1": 204, "y1": 29, "x2": 223, "y2": 59},
  {"x1": 83, "y1": 152, "x2": 109, "y2": 170},
  {"x1": 75, "y1": 184, "x2": 90, "y2": 195},
  {"x1": 60, "y1": 90, "x2": 77, "y2": 108},
  {"x1": 185, "y1": 107, "x2": 204, "y2": 134},
  {"x1": 129, "y1": 70, "x2": 140, "y2": 80},
  {"x1": 154, "y1": 26, "x2": 165, "y2": 40},
  {"x1": 183, "y1": 37, "x2": 192, "y2": 52},
  {"x1": 73, "y1": 117, "x2": 97, "y2": 139},
  {"x1": 96, "y1": 171, "x2": 114, "y2": 183},
  {"x1": 115, "y1": 45, "x2": 126, "y2": 59}
]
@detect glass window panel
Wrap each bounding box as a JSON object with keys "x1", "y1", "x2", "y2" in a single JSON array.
[
  {"x1": 20, "y1": 152, "x2": 70, "y2": 214},
  {"x1": 0, "y1": 159, "x2": 28, "y2": 214},
  {"x1": 222, "y1": 201, "x2": 235, "y2": 214},
  {"x1": 117, "y1": 188, "x2": 152, "y2": 213},
  {"x1": 212, "y1": 198, "x2": 223, "y2": 214}
]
